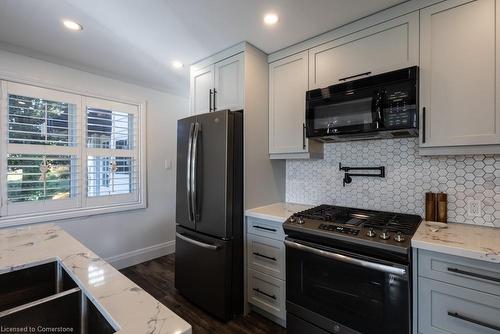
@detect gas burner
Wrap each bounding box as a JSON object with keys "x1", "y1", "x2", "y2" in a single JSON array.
[{"x1": 285, "y1": 204, "x2": 422, "y2": 254}]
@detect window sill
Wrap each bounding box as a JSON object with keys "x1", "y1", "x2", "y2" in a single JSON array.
[{"x1": 0, "y1": 201, "x2": 147, "y2": 228}]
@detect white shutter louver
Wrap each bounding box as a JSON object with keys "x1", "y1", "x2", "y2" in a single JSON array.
[{"x1": 8, "y1": 94, "x2": 78, "y2": 146}]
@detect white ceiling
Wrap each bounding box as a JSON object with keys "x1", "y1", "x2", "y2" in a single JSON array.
[{"x1": 0, "y1": 0, "x2": 406, "y2": 95}]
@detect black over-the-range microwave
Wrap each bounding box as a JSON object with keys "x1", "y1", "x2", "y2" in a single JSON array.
[{"x1": 306, "y1": 66, "x2": 419, "y2": 142}]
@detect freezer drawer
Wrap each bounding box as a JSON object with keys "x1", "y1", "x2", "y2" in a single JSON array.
[
  {"x1": 418, "y1": 277, "x2": 500, "y2": 334},
  {"x1": 174, "y1": 226, "x2": 234, "y2": 320},
  {"x1": 247, "y1": 233, "x2": 285, "y2": 280}
]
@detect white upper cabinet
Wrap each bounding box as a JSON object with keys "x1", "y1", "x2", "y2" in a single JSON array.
[
  {"x1": 214, "y1": 53, "x2": 244, "y2": 111},
  {"x1": 308, "y1": 12, "x2": 419, "y2": 89},
  {"x1": 189, "y1": 53, "x2": 244, "y2": 115},
  {"x1": 190, "y1": 65, "x2": 214, "y2": 115},
  {"x1": 269, "y1": 51, "x2": 308, "y2": 155},
  {"x1": 420, "y1": 0, "x2": 500, "y2": 149}
]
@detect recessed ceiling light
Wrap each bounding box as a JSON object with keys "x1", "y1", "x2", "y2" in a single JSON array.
[
  {"x1": 172, "y1": 61, "x2": 184, "y2": 69},
  {"x1": 263, "y1": 13, "x2": 279, "y2": 25},
  {"x1": 62, "y1": 20, "x2": 83, "y2": 31}
]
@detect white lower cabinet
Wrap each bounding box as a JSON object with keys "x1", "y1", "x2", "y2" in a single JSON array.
[
  {"x1": 247, "y1": 269, "x2": 286, "y2": 320},
  {"x1": 246, "y1": 216, "x2": 286, "y2": 326},
  {"x1": 418, "y1": 277, "x2": 500, "y2": 334},
  {"x1": 247, "y1": 233, "x2": 285, "y2": 280},
  {"x1": 414, "y1": 249, "x2": 500, "y2": 334}
]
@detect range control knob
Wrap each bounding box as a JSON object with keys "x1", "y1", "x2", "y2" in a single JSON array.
[
  {"x1": 289, "y1": 216, "x2": 296, "y2": 223},
  {"x1": 394, "y1": 232, "x2": 405, "y2": 242},
  {"x1": 297, "y1": 217, "x2": 305, "y2": 225},
  {"x1": 380, "y1": 230, "x2": 390, "y2": 240},
  {"x1": 366, "y1": 228, "x2": 376, "y2": 237}
]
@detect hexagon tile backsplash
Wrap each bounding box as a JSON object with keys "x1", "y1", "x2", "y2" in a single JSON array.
[{"x1": 286, "y1": 138, "x2": 500, "y2": 227}]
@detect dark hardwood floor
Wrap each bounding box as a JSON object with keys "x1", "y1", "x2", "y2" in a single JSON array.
[{"x1": 120, "y1": 254, "x2": 287, "y2": 334}]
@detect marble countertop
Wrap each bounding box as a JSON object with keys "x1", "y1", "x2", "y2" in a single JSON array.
[
  {"x1": 412, "y1": 221, "x2": 500, "y2": 263},
  {"x1": 245, "y1": 202, "x2": 313, "y2": 222},
  {"x1": 0, "y1": 223, "x2": 191, "y2": 334}
]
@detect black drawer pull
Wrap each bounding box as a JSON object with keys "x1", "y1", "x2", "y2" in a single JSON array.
[
  {"x1": 448, "y1": 312, "x2": 500, "y2": 331},
  {"x1": 447, "y1": 267, "x2": 500, "y2": 283},
  {"x1": 253, "y1": 288, "x2": 276, "y2": 300},
  {"x1": 339, "y1": 71, "x2": 372, "y2": 82},
  {"x1": 252, "y1": 252, "x2": 277, "y2": 261},
  {"x1": 253, "y1": 225, "x2": 277, "y2": 232}
]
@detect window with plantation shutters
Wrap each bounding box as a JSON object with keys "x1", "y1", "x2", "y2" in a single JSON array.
[
  {"x1": 0, "y1": 81, "x2": 145, "y2": 225},
  {"x1": 83, "y1": 97, "x2": 139, "y2": 206}
]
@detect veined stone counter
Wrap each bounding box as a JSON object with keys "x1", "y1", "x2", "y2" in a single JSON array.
[
  {"x1": 0, "y1": 223, "x2": 191, "y2": 334},
  {"x1": 412, "y1": 221, "x2": 500, "y2": 263},
  {"x1": 245, "y1": 202, "x2": 313, "y2": 222}
]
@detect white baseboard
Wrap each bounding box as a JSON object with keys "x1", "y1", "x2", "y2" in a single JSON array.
[{"x1": 105, "y1": 240, "x2": 175, "y2": 270}]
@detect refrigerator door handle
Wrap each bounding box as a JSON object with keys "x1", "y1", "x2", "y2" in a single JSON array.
[
  {"x1": 187, "y1": 123, "x2": 195, "y2": 223},
  {"x1": 176, "y1": 233, "x2": 220, "y2": 250},
  {"x1": 191, "y1": 122, "x2": 201, "y2": 220}
]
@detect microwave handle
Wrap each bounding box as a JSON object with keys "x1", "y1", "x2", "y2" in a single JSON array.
[
  {"x1": 302, "y1": 123, "x2": 306, "y2": 150},
  {"x1": 422, "y1": 107, "x2": 426, "y2": 143},
  {"x1": 339, "y1": 71, "x2": 372, "y2": 82}
]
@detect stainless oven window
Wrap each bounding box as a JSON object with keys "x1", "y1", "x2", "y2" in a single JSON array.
[
  {"x1": 286, "y1": 240, "x2": 410, "y2": 334},
  {"x1": 313, "y1": 97, "x2": 374, "y2": 129}
]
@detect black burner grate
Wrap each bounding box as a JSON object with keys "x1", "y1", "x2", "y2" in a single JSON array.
[{"x1": 295, "y1": 204, "x2": 421, "y2": 235}]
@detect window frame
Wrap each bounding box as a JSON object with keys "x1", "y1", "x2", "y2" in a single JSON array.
[{"x1": 0, "y1": 80, "x2": 147, "y2": 228}]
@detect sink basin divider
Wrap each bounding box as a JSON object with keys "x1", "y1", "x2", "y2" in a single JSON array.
[
  {"x1": 0, "y1": 286, "x2": 81, "y2": 318},
  {"x1": 80, "y1": 291, "x2": 87, "y2": 334}
]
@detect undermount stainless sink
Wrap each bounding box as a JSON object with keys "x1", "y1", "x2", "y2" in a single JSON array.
[{"x1": 0, "y1": 261, "x2": 116, "y2": 334}]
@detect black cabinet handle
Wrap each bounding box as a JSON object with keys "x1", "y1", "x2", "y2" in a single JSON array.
[
  {"x1": 253, "y1": 225, "x2": 277, "y2": 232},
  {"x1": 422, "y1": 107, "x2": 426, "y2": 143},
  {"x1": 448, "y1": 312, "x2": 500, "y2": 331},
  {"x1": 252, "y1": 252, "x2": 277, "y2": 261},
  {"x1": 209, "y1": 89, "x2": 213, "y2": 112},
  {"x1": 447, "y1": 267, "x2": 500, "y2": 283},
  {"x1": 339, "y1": 71, "x2": 372, "y2": 82},
  {"x1": 303, "y1": 123, "x2": 306, "y2": 150},
  {"x1": 253, "y1": 288, "x2": 277, "y2": 300},
  {"x1": 213, "y1": 88, "x2": 217, "y2": 111}
]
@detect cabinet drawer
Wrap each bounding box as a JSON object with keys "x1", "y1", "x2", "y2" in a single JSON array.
[
  {"x1": 418, "y1": 250, "x2": 500, "y2": 296},
  {"x1": 247, "y1": 233, "x2": 285, "y2": 280},
  {"x1": 247, "y1": 216, "x2": 285, "y2": 241},
  {"x1": 247, "y1": 269, "x2": 286, "y2": 320},
  {"x1": 418, "y1": 277, "x2": 500, "y2": 334}
]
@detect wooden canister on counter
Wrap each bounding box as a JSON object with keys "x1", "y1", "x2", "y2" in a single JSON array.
[
  {"x1": 425, "y1": 192, "x2": 437, "y2": 221},
  {"x1": 436, "y1": 192, "x2": 448, "y2": 223}
]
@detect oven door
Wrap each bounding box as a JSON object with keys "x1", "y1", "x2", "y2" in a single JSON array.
[
  {"x1": 306, "y1": 87, "x2": 382, "y2": 138},
  {"x1": 285, "y1": 238, "x2": 410, "y2": 334}
]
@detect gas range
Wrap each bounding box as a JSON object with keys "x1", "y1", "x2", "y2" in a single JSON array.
[
  {"x1": 284, "y1": 204, "x2": 421, "y2": 334},
  {"x1": 283, "y1": 204, "x2": 422, "y2": 256}
]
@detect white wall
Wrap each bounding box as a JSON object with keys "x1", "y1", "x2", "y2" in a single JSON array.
[{"x1": 0, "y1": 49, "x2": 189, "y2": 268}]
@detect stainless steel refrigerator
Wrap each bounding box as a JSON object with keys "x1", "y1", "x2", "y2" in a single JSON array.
[{"x1": 175, "y1": 109, "x2": 243, "y2": 321}]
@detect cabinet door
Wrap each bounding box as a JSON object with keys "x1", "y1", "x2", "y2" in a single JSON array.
[
  {"x1": 214, "y1": 53, "x2": 244, "y2": 111},
  {"x1": 308, "y1": 12, "x2": 419, "y2": 89},
  {"x1": 190, "y1": 64, "x2": 214, "y2": 115},
  {"x1": 269, "y1": 51, "x2": 309, "y2": 154},
  {"x1": 420, "y1": 0, "x2": 500, "y2": 147}
]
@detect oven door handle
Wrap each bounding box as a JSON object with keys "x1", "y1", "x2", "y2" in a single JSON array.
[{"x1": 284, "y1": 240, "x2": 407, "y2": 277}]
